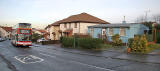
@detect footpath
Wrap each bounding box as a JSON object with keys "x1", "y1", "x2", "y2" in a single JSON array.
[{"x1": 0, "y1": 55, "x2": 13, "y2": 71}]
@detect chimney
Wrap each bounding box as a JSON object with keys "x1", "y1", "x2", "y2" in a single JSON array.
[{"x1": 122, "y1": 16, "x2": 126, "y2": 24}]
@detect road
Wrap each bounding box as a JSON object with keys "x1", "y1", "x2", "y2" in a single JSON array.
[{"x1": 0, "y1": 40, "x2": 160, "y2": 71}]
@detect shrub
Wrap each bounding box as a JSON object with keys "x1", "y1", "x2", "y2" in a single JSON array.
[
  {"x1": 130, "y1": 35, "x2": 148, "y2": 53},
  {"x1": 61, "y1": 37, "x2": 74, "y2": 47},
  {"x1": 61, "y1": 37, "x2": 103, "y2": 49},
  {"x1": 128, "y1": 38, "x2": 133, "y2": 48},
  {"x1": 111, "y1": 34, "x2": 122, "y2": 46},
  {"x1": 148, "y1": 43, "x2": 160, "y2": 48},
  {"x1": 139, "y1": 35, "x2": 148, "y2": 53},
  {"x1": 32, "y1": 32, "x2": 43, "y2": 42},
  {"x1": 131, "y1": 35, "x2": 139, "y2": 52},
  {"x1": 78, "y1": 38, "x2": 103, "y2": 49},
  {"x1": 146, "y1": 34, "x2": 153, "y2": 42}
]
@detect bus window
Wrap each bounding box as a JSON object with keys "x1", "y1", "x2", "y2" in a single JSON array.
[{"x1": 18, "y1": 34, "x2": 31, "y2": 41}]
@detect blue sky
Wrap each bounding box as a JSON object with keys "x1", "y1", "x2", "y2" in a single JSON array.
[{"x1": 0, "y1": 0, "x2": 160, "y2": 29}]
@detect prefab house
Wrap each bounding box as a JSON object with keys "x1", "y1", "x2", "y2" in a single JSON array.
[{"x1": 88, "y1": 23, "x2": 149, "y2": 43}]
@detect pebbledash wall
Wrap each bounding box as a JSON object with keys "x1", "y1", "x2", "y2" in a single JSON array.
[
  {"x1": 60, "y1": 22, "x2": 98, "y2": 35},
  {"x1": 88, "y1": 23, "x2": 149, "y2": 43},
  {"x1": 0, "y1": 27, "x2": 11, "y2": 38}
]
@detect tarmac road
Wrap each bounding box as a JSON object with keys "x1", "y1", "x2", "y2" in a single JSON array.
[{"x1": 0, "y1": 40, "x2": 160, "y2": 71}]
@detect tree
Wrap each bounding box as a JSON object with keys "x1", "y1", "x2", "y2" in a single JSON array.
[
  {"x1": 139, "y1": 35, "x2": 148, "y2": 53},
  {"x1": 32, "y1": 32, "x2": 43, "y2": 42},
  {"x1": 153, "y1": 14, "x2": 160, "y2": 23},
  {"x1": 130, "y1": 35, "x2": 148, "y2": 53}
]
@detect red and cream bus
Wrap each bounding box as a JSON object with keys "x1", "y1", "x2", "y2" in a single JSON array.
[{"x1": 11, "y1": 23, "x2": 32, "y2": 47}]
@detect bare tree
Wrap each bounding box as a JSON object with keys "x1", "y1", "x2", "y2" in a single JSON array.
[
  {"x1": 152, "y1": 14, "x2": 160, "y2": 24},
  {"x1": 135, "y1": 15, "x2": 145, "y2": 23}
]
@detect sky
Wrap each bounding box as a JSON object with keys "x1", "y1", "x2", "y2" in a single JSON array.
[{"x1": 0, "y1": 0, "x2": 160, "y2": 29}]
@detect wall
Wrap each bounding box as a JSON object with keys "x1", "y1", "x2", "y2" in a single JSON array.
[
  {"x1": 106, "y1": 28, "x2": 130, "y2": 43},
  {"x1": 0, "y1": 28, "x2": 10, "y2": 38},
  {"x1": 88, "y1": 24, "x2": 149, "y2": 43},
  {"x1": 89, "y1": 27, "x2": 130, "y2": 43},
  {"x1": 49, "y1": 26, "x2": 60, "y2": 40},
  {"x1": 60, "y1": 22, "x2": 99, "y2": 35}
]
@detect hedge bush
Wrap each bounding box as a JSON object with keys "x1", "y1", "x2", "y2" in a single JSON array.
[
  {"x1": 111, "y1": 34, "x2": 122, "y2": 46},
  {"x1": 77, "y1": 38, "x2": 103, "y2": 49},
  {"x1": 146, "y1": 34, "x2": 153, "y2": 42},
  {"x1": 128, "y1": 38, "x2": 134, "y2": 48},
  {"x1": 128, "y1": 35, "x2": 148, "y2": 53},
  {"x1": 61, "y1": 37, "x2": 103, "y2": 49},
  {"x1": 61, "y1": 37, "x2": 74, "y2": 47}
]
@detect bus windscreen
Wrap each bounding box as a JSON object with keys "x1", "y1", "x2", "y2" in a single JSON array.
[{"x1": 18, "y1": 34, "x2": 31, "y2": 41}]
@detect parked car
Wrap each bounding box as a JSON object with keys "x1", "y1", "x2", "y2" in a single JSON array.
[
  {"x1": 37, "y1": 38, "x2": 48, "y2": 43},
  {"x1": 0, "y1": 38, "x2": 5, "y2": 41}
]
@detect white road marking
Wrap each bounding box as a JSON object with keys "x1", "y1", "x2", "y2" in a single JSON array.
[
  {"x1": 40, "y1": 53, "x2": 57, "y2": 58},
  {"x1": 70, "y1": 61, "x2": 115, "y2": 71},
  {"x1": 14, "y1": 55, "x2": 44, "y2": 64},
  {"x1": 38, "y1": 49, "x2": 62, "y2": 56},
  {"x1": 40, "y1": 52, "x2": 115, "y2": 71}
]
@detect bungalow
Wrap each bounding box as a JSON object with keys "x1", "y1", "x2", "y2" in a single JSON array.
[
  {"x1": 45, "y1": 12, "x2": 110, "y2": 40},
  {"x1": 88, "y1": 23, "x2": 149, "y2": 43}
]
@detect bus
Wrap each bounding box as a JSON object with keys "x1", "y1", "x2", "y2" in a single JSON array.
[{"x1": 11, "y1": 23, "x2": 32, "y2": 47}]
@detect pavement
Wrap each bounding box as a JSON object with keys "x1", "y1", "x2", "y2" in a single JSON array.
[
  {"x1": 0, "y1": 40, "x2": 160, "y2": 71},
  {"x1": 33, "y1": 44, "x2": 160, "y2": 64},
  {"x1": 0, "y1": 55, "x2": 13, "y2": 71}
]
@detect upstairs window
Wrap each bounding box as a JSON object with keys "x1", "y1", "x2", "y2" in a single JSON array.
[
  {"x1": 120, "y1": 28, "x2": 126, "y2": 36},
  {"x1": 69, "y1": 23, "x2": 71, "y2": 28},
  {"x1": 108, "y1": 28, "x2": 113, "y2": 36},
  {"x1": 74, "y1": 23, "x2": 77, "y2": 28}
]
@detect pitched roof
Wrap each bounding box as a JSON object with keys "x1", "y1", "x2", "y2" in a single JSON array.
[
  {"x1": 51, "y1": 20, "x2": 64, "y2": 26},
  {"x1": 0, "y1": 26, "x2": 12, "y2": 32},
  {"x1": 45, "y1": 13, "x2": 110, "y2": 29},
  {"x1": 59, "y1": 13, "x2": 110, "y2": 24}
]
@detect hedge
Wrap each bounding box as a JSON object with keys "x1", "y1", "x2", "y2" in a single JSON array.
[
  {"x1": 61, "y1": 37, "x2": 74, "y2": 47},
  {"x1": 77, "y1": 38, "x2": 103, "y2": 49},
  {"x1": 61, "y1": 37, "x2": 103, "y2": 49},
  {"x1": 146, "y1": 34, "x2": 153, "y2": 42}
]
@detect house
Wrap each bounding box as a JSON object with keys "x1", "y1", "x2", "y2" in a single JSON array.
[
  {"x1": 45, "y1": 20, "x2": 61, "y2": 40},
  {"x1": 45, "y1": 12, "x2": 110, "y2": 40},
  {"x1": 32, "y1": 28, "x2": 49, "y2": 40},
  {"x1": 0, "y1": 26, "x2": 12, "y2": 39},
  {"x1": 88, "y1": 23, "x2": 149, "y2": 43}
]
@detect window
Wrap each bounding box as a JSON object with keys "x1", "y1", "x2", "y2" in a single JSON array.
[
  {"x1": 64, "y1": 24, "x2": 67, "y2": 28},
  {"x1": 90, "y1": 28, "x2": 94, "y2": 36},
  {"x1": 69, "y1": 23, "x2": 71, "y2": 28},
  {"x1": 19, "y1": 29, "x2": 31, "y2": 34},
  {"x1": 108, "y1": 28, "x2": 113, "y2": 36},
  {"x1": 74, "y1": 23, "x2": 77, "y2": 28},
  {"x1": 18, "y1": 34, "x2": 31, "y2": 41},
  {"x1": 120, "y1": 28, "x2": 126, "y2": 36}
]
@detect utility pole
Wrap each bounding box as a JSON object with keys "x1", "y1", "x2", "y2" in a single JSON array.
[{"x1": 145, "y1": 10, "x2": 150, "y2": 22}]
